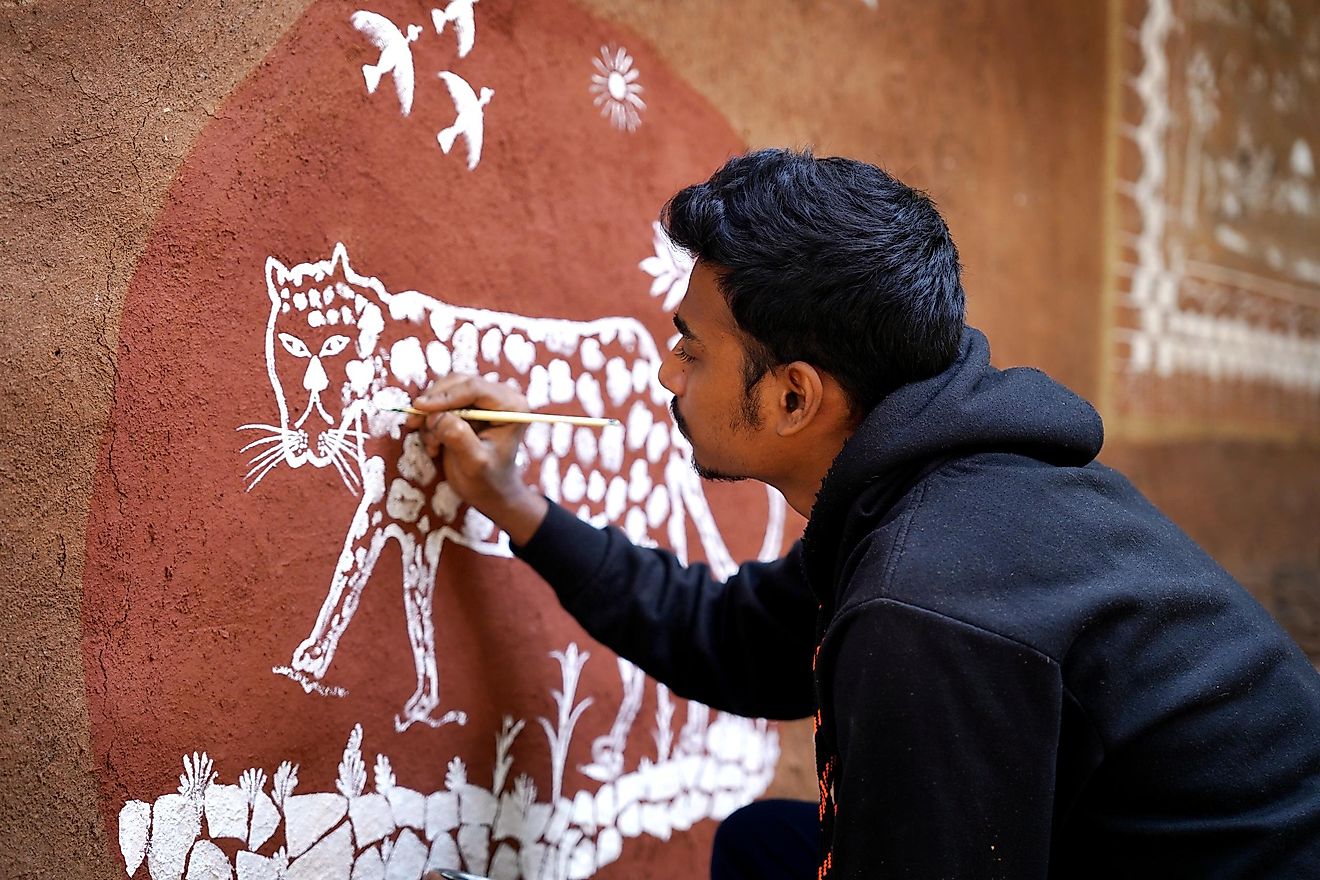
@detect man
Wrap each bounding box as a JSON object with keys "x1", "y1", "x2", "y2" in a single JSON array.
[{"x1": 411, "y1": 149, "x2": 1320, "y2": 878}]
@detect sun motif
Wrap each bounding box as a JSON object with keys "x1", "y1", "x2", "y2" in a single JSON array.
[{"x1": 590, "y1": 44, "x2": 645, "y2": 132}]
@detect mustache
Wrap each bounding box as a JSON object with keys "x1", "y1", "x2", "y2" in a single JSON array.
[{"x1": 669, "y1": 398, "x2": 691, "y2": 440}]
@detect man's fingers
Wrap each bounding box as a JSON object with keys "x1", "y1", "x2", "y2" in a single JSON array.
[
  {"x1": 422, "y1": 428, "x2": 441, "y2": 458},
  {"x1": 431, "y1": 412, "x2": 489, "y2": 463},
  {"x1": 414, "y1": 373, "x2": 528, "y2": 414}
]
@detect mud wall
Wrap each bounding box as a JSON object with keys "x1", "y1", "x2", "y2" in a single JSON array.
[{"x1": 2, "y1": 1, "x2": 1315, "y2": 878}]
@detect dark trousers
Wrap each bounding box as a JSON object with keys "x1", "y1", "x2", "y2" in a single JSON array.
[{"x1": 711, "y1": 799, "x2": 820, "y2": 880}]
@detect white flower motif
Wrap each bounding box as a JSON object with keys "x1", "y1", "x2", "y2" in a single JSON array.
[
  {"x1": 590, "y1": 44, "x2": 645, "y2": 132},
  {"x1": 639, "y1": 220, "x2": 693, "y2": 312}
]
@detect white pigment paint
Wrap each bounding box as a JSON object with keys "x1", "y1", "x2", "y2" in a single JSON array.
[
  {"x1": 119, "y1": 800, "x2": 150, "y2": 876},
  {"x1": 547, "y1": 359, "x2": 575, "y2": 403},
  {"x1": 431, "y1": 0, "x2": 479, "y2": 59},
  {"x1": 389, "y1": 337, "x2": 428, "y2": 387},
  {"x1": 639, "y1": 220, "x2": 693, "y2": 313},
  {"x1": 351, "y1": 12, "x2": 422, "y2": 117},
  {"x1": 589, "y1": 45, "x2": 646, "y2": 132},
  {"x1": 1292, "y1": 138, "x2": 1314, "y2": 177},
  {"x1": 217, "y1": 241, "x2": 789, "y2": 876},
  {"x1": 437, "y1": 72, "x2": 494, "y2": 170},
  {"x1": 1117, "y1": 0, "x2": 1320, "y2": 393}
]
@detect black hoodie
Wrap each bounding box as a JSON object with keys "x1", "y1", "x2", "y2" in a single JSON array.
[{"x1": 513, "y1": 327, "x2": 1320, "y2": 877}]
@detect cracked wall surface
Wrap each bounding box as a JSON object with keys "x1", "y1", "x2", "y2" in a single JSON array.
[{"x1": 3, "y1": 1, "x2": 1317, "y2": 878}]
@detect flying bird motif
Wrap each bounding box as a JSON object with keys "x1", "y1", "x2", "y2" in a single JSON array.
[
  {"x1": 436, "y1": 71, "x2": 494, "y2": 170},
  {"x1": 431, "y1": 0, "x2": 479, "y2": 58},
  {"x1": 351, "y1": 10, "x2": 423, "y2": 117}
]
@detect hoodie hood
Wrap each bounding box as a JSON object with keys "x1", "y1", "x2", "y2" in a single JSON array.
[{"x1": 801, "y1": 327, "x2": 1104, "y2": 605}]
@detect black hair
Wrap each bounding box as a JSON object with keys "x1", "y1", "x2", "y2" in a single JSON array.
[{"x1": 660, "y1": 147, "x2": 966, "y2": 415}]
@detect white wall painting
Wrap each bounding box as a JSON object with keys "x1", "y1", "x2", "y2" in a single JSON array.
[
  {"x1": 589, "y1": 46, "x2": 645, "y2": 133},
  {"x1": 122, "y1": 7, "x2": 790, "y2": 875},
  {"x1": 239, "y1": 240, "x2": 786, "y2": 732},
  {"x1": 350, "y1": 7, "x2": 494, "y2": 170},
  {"x1": 437, "y1": 72, "x2": 494, "y2": 170},
  {"x1": 1116, "y1": 0, "x2": 1320, "y2": 394},
  {"x1": 433, "y1": 0, "x2": 479, "y2": 59},
  {"x1": 351, "y1": 12, "x2": 423, "y2": 116},
  {"x1": 117, "y1": 643, "x2": 781, "y2": 879},
  {"x1": 640, "y1": 221, "x2": 693, "y2": 313}
]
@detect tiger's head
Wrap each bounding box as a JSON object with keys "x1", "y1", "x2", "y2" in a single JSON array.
[{"x1": 242, "y1": 243, "x2": 393, "y2": 493}]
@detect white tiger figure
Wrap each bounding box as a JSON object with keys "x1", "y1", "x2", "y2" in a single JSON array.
[{"x1": 240, "y1": 242, "x2": 786, "y2": 732}]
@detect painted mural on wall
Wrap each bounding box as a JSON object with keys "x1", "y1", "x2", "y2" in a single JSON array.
[
  {"x1": 251, "y1": 241, "x2": 782, "y2": 733},
  {"x1": 82, "y1": 2, "x2": 789, "y2": 878},
  {"x1": 1111, "y1": 0, "x2": 1320, "y2": 434}
]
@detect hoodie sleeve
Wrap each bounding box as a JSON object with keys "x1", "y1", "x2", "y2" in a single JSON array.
[
  {"x1": 825, "y1": 598, "x2": 1062, "y2": 879},
  {"x1": 512, "y1": 500, "x2": 817, "y2": 720}
]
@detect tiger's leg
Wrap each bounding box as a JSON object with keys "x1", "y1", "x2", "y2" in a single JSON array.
[
  {"x1": 281, "y1": 457, "x2": 388, "y2": 691},
  {"x1": 667, "y1": 452, "x2": 738, "y2": 581},
  {"x1": 679, "y1": 701, "x2": 711, "y2": 757},
  {"x1": 395, "y1": 529, "x2": 466, "y2": 731},
  {"x1": 582, "y1": 657, "x2": 647, "y2": 781}
]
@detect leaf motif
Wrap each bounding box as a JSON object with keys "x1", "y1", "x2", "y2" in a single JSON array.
[
  {"x1": 512, "y1": 774, "x2": 537, "y2": 814},
  {"x1": 273, "y1": 761, "x2": 299, "y2": 809},
  {"x1": 337, "y1": 724, "x2": 367, "y2": 799},
  {"x1": 374, "y1": 753, "x2": 396, "y2": 793},
  {"x1": 178, "y1": 752, "x2": 216, "y2": 802},
  {"x1": 240, "y1": 768, "x2": 268, "y2": 804},
  {"x1": 445, "y1": 756, "x2": 467, "y2": 791},
  {"x1": 492, "y1": 716, "x2": 525, "y2": 796}
]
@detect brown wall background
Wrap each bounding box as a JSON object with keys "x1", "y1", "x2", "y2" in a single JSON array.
[{"x1": 2, "y1": 1, "x2": 1315, "y2": 877}]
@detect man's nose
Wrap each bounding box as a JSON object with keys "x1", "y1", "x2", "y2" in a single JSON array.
[{"x1": 657, "y1": 350, "x2": 683, "y2": 396}]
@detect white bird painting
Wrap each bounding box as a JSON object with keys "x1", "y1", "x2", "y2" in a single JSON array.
[
  {"x1": 436, "y1": 71, "x2": 494, "y2": 171},
  {"x1": 431, "y1": 0, "x2": 479, "y2": 58},
  {"x1": 351, "y1": 10, "x2": 423, "y2": 117}
]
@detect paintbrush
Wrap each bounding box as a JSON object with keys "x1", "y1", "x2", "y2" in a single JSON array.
[{"x1": 388, "y1": 405, "x2": 620, "y2": 429}]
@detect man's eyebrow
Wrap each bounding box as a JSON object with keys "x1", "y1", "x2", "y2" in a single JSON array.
[{"x1": 672, "y1": 313, "x2": 699, "y2": 343}]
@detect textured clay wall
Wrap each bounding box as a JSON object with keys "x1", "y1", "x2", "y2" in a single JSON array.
[
  {"x1": 1098, "y1": 0, "x2": 1320, "y2": 659},
  {"x1": 2, "y1": 1, "x2": 1315, "y2": 879}
]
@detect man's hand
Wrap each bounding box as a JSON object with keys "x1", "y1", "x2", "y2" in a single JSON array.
[{"x1": 406, "y1": 374, "x2": 549, "y2": 546}]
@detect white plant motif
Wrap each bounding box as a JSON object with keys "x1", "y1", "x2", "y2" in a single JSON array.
[
  {"x1": 537, "y1": 643, "x2": 593, "y2": 805},
  {"x1": 337, "y1": 725, "x2": 368, "y2": 799},
  {"x1": 119, "y1": 644, "x2": 779, "y2": 879},
  {"x1": 494, "y1": 716, "x2": 526, "y2": 796},
  {"x1": 639, "y1": 220, "x2": 693, "y2": 313},
  {"x1": 273, "y1": 761, "x2": 299, "y2": 809},
  {"x1": 374, "y1": 753, "x2": 397, "y2": 793},
  {"x1": 180, "y1": 752, "x2": 216, "y2": 802}
]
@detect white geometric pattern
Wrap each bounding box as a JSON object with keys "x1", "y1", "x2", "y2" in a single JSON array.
[
  {"x1": 118, "y1": 644, "x2": 780, "y2": 879},
  {"x1": 1114, "y1": 0, "x2": 1320, "y2": 394}
]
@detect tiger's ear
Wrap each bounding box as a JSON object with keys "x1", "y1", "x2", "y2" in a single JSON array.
[
  {"x1": 329, "y1": 242, "x2": 351, "y2": 280},
  {"x1": 265, "y1": 256, "x2": 291, "y2": 305}
]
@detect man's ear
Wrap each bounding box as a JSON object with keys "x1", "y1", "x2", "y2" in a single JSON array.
[{"x1": 774, "y1": 361, "x2": 825, "y2": 437}]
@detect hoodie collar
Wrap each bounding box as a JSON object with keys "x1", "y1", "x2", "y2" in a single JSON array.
[{"x1": 800, "y1": 327, "x2": 1104, "y2": 605}]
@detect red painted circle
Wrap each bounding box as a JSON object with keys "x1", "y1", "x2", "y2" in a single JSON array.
[{"x1": 83, "y1": 1, "x2": 776, "y2": 875}]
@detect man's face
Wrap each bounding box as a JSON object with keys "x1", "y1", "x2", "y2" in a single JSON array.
[{"x1": 658, "y1": 260, "x2": 769, "y2": 482}]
